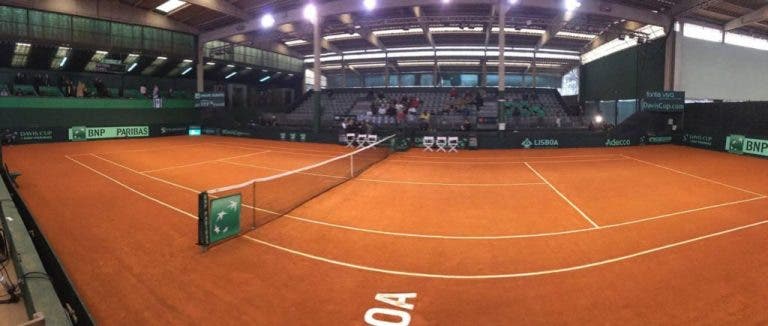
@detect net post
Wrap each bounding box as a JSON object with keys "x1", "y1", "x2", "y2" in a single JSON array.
[
  {"x1": 197, "y1": 191, "x2": 209, "y2": 252},
  {"x1": 251, "y1": 183, "x2": 256, "y2": 229},
  {"x1": 349, "y1": 154, "x2": 354, "y2": 177}
]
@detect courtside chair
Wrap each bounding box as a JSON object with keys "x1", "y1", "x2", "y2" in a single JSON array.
[
  {"x1": 357, "y1": 134, "x2": 368, "y2": 148},
  {"x1": 447, "y1": 137, "x2": 459, "y2": 152},
  {"x1": 345, "y1": 133, "x2": 356, "y2": 147},
  {"x1": 367, "y1": 134, "x2": 378, "y2": 145},
  {"x1": 435, "y1": 137, "x2": 448, "y2": 152},
  {"x1": 423, "y1": 136, "x2": 435, "y2": 152}
]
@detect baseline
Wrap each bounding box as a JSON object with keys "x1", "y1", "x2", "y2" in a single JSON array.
[{"x1": 64, "y1": 154, "x2": 768, "y2": 279}]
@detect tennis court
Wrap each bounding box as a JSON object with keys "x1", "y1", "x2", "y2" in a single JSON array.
[{"x1": 5, "y1": 135, "x2": 768, "y2": 325}]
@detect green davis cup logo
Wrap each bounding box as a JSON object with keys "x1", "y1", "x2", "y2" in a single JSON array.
[
  {"x1": 727, "y1": 135, "x2": 745, "y2": 154},
  {"x1": 72, "y1": 126, "x2": 87, "y2": 140},
  {"x1": 521, "y1": 138, "x2": 533, "y2": 149}
]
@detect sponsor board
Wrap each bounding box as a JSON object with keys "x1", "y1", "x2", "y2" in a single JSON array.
[
  {"x1": 681, "y1": 133, "x2": 713, "y2": 147},
  {"x1": 641, "y1": 91, "x2": 685, "y2": 112},
  {"x1": 159, "y1": 126, "x2": 188, "y2": 136},
  {"x1": 726, "y1": 135, "x2": 768, "y2": 157},
  {"x1": 68, "y1": 126, "x2": 149, "y2": 141},
  {"x1": 605, "y1": 138, "x2": 631, "y2": 147},
  {"x1": 194, "y1": 92, "x2": 226, "y2": 108},
  {"x1": 16, "y1": 129, "x2": 55, "y2": 142},
  {"x1": 202, "y1": 127, "x2": 219, "y2": 135},
  {"x1": 220, "y1": 129, "x2": 251, "y2": 137},
  {"x1": 522, "y1": 138, "x2": 559, "y2": 149},
  {"x1": 645, "y1": 136, "x2": 673, "y2": 144}
]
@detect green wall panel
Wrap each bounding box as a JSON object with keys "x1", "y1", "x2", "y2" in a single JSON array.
[
  {"x1": 580, "y1": 38, "x2": 666, "y2": 101},
  {"x1": 0, "y1": 107, "x2": 200, "y2": 128},
  {"x1": 0, "y1": 97, "x2": 193, "y2": 109}
]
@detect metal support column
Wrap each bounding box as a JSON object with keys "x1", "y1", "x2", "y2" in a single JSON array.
[
  {"x1": 498, "y1": 1, "x2": 506, "y2": 92},
  {"x1": 312, "y1": 18, "x2": 322, "y2": 133},
  {"x1": 196, "y1": 42, "x2": 204, "y2": 92}
]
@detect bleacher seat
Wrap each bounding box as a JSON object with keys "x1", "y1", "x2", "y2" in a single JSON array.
[
  {"x1": 13, "y1": 84, "x2": 37, "y2": 96},
  {"x1": 37, "y1": 86, "x2": 62, "y2": 97}
]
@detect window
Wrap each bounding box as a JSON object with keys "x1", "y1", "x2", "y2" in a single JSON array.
[{"x1": 683, "y1": 23, "x2": 722, "y2": 43}]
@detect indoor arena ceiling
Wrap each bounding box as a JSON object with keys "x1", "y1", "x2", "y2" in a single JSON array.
[{"x1": 118, "y1": 0, "x2": 768, "y2": 57}]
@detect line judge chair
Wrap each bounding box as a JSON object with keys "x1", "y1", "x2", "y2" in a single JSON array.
[
  {"x1": 367, "y1": 134, "x2": 378, "y2": 145},
  {"x1": 422, "y1": 136, "x2": 435, "y2": 152},
  {"x1": 345, "y1": 133, "x2": 356, "y2": 147},
  {"x1": 435, "y1": 136, "x2": 448, "y2": 152},
  {"x1": 356, "y1": 134, "x2": 368, "y2": 148},
  {"x1": 447, "y1": 137, "x2": 459, "y2": 152}
]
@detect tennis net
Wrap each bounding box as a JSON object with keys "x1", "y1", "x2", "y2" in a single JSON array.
[{"x1": 197, "y1": 135, "x2": 395, "y2": 248}]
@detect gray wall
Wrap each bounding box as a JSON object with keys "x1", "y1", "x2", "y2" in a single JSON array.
[{"x1": 675, "y1": 36, "x2": 768, "y2": 101}]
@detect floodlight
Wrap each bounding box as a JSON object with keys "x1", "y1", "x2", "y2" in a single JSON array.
[
  {"x1": 363, "y1": 0, "x2": 376, "y2": 11},
  {"x1": 564, "y1": 0, "x2": 581, "y2": 12},
  {"x1": 303, "y1": 3, "x2": 318, "y2": 24},
  {"x1": 261, "y1": 13, "x2": 275, "y2": 29}
]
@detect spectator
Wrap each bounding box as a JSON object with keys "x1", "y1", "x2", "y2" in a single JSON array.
[
  {"x1": 555, "y1": 114, "x2": 562, "y2": 128},
  {"x1": 1, "y1": 129, "x2": 17, "y2": 145},
  {"x1": 396, "y1": 104, "x2": 406, "y2": 124},
  {"x1": 140, "y1": 85, "x2": 147, "y2": 98},
  {"x1": 474, "y1": 92, "x2": 484, "y2": 111},
  {"x1": 449, "y1": 87, "x2": 458, "y2": 98},
  {"x1": 0, "y1": 87, "x2": 8, "y2": 97},
  {"x1": 461, "y1": 119, "x2": 472, "y2": 131},
  {"x1": 386, "y1": 104, "x2": 397, "y2": 117},
  {"x1": 152, "y1": 85, "x2": 160, "y2": 99},
  {"x1": 76, "y1": 81, "x2": 86, "y2": 97}
]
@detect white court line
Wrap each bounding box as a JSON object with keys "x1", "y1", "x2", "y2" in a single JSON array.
[
  {"x1": 278, "y1": 196, "x2": 766, "y2": 239},
  {"x1": 222, "y1": 160, "x2": 348, "y2": 180},
  {"x1": 210, "y1": 142, "x2": 345, "y2": 158},
  {"x1": 89, "y1": 152, "x2": 768, "y2": 240},
  {"x1": 141, "y1": 150, "x2": 271, "y2": 173},
  {"x1": 524, "y1": 162, "x2": 600, "y2": 228},
  {"x1": 63, "y1": 155, "x2": 768, "y2": 279},
  {"x1": 66, "y1": 155, "x2": 198, "y2": 218},
  {"x1": 355, "y1": 179, "x2": 546, "y2": 187},
  {"x1": 621, "y1": 154, "x2": 766, "y2": 197},
  {"x1": 386, "y1": 157, "x2": 629, "y2": 165},
  {"x1": 67, "y1": 143, "x2": 203, "y2": 157},
  {"x1": 396, "y1": 153, "x2": 624, "y2": 160},
  {"x1": 211, "y1": 140, "x2": 350, "y2": 154},
  {"x1": 222, "y1": 160, "x2": 544, "y2": 186},
  {"x1": 91, "y1": 154, "x2": 202, "y2": 193}
]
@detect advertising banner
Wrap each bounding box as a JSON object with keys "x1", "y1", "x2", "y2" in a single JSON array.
[
  {"x1": 641, "y1": 91, "x2": 685, "y2": 112},
  {"x1": 725, "y1": 135, "x2": 768, "y2": 157},
  {"x1": 68, "y1": 126, "x2": 149, "y2": 141}
]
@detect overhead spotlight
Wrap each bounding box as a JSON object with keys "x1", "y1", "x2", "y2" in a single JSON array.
[
  {"x1": 564, "y1": 0, "x2": 582, "y2": 12},
  {"x1": 442, "y1": 0, "x2": 450, "y2": 3},
  {"x1": 260, "y1": 13, "x2": 275, "y2": 29},
  {"x1": 594, "y1": 115, "x2": 604, "y2": 124},
  {"x1": 303, "y1": 3, "x2": 318, "y2": 24},
  {"x1": 508, "y1": 0, "x2": 519, "y2": 4},
  {"x1": 363, "y1": 0, "x2": 376, "y2": 11}
]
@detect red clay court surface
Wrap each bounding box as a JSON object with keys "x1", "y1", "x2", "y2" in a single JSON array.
[{"x1": 4, "y1": 135, "x2": 768, "y2": 325}]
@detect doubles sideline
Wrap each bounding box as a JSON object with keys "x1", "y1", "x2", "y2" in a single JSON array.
[{"x1": 65, "y1": 154, "x2": 768, "y2": 279}]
